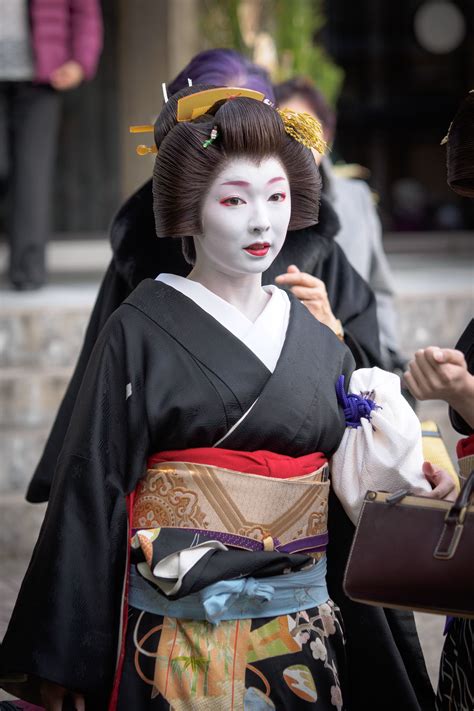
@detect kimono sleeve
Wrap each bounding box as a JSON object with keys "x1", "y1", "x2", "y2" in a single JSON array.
[
  {"x1": 0, "y1": 312, "x2": 149, "y2": 703},
  {"x1": 27, "y1": 260, "x2": 130, "y2": 503},
  {"x1": 330, "y1": 367, "x2": 430, "y2": 524}
]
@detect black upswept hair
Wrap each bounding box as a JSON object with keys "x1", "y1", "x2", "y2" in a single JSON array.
[{"x1": 152, "y1": 84, "x2": 321, "y2": 263}]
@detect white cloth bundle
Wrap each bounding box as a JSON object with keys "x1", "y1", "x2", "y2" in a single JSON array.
[{"x1": 331, "y1": 367, "x2": 431, "y2": 524}]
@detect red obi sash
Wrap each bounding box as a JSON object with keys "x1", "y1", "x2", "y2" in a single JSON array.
[{"x1": 148, "y1": 447, "x2": 327, "y2": 477}]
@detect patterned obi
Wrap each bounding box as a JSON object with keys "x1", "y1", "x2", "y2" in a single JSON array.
[
  {"x1": 129, "y1": 449, "x2": 331, "y2": 621},
  {"x1": 132, "y1": 451, "x2": 330, "y2": 557}
]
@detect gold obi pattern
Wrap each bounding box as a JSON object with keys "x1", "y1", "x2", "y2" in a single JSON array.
[{"x1": 132, "y1": 461, "x2": 329, "y2": 557}]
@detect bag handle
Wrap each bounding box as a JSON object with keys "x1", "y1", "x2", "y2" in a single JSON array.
[
  {"x1": 445, "y1": 470, "x2": 474, "y2": 524},
  {"x1": 434, "y1": 470, "x2": 473, "y2": 560}
]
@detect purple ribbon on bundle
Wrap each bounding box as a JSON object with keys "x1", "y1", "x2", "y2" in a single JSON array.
[{"x1": 336, "y1": 374, "x2": 379, "y2": 428}]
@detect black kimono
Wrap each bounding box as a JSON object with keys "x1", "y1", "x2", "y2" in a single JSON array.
[
  {"x1": 1, "y1": 281, "x2": 433, "y2": 710},
  {"x1": 27, "y1": 182, "x2": 381, "y2": 505}
]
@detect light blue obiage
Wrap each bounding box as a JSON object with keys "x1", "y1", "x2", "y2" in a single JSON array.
[{"x1": 129, "y1": 556, "x2": 328, "y2": 625}]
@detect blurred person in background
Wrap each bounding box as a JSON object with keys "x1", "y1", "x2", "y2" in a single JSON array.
[
  {"x1": 0, "y1": 0, "x2": 102, "y2": 290},
  {"x1": 406, "y1": 91, "x2": 474, "y2": 711},
  {"x1": 22, "y1": 49, "x2": 438, "y2": 711},
  {"x1": 274, "y1": 76, "x2": 404, "y2": 373},
  {"x1": 405, "y1": 329, "x2": 474, "y2": 711}
]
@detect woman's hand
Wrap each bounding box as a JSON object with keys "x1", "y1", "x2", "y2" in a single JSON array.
[
  {"x1": 275, "y1": 265, "x2": 341, "y2": 336},
  {"x1": 40, "y1": 679, "x2": 85, "y2": 711},
  {"x1": 404, "y1": 346, "x2": 474, "y2": 428},
  {"x1": 419, "y1": 461, "x2": 457, "y2": 501}
]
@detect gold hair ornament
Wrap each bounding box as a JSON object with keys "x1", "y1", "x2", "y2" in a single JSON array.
[
  {"x1": 129, "y1": 124, "x2": 157, "y2": 156},
  {"x1": 277, "y1": 108, "x2": 328, "y2": 155},
  {"x1": 129, "y1": 88, "x2": 329, "y2": 157},
  {"x1": 176, "y1": 87, "x2": 266, "y2": 121}
]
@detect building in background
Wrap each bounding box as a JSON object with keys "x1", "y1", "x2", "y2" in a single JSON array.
[
  {"x1": 1, "y1": 0, "x2": 472, "y2": 239},
  {"x1": 324, "y1": 0, "x2": 474, "y2": 234}
]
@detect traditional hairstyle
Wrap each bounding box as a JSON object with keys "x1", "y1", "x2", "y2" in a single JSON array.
[
  {"x1": 274, "y1": 77, "x2": 336, "y2": 142},
  {"x1": 169, "y1": 49, "x2": 275, "y2": 102},
  {"x1": 445, "y1": 91, "x2": 474, "y2": 198},
  {"x1": 152, "y1": 85, "x2": 322, "y2": 264}
]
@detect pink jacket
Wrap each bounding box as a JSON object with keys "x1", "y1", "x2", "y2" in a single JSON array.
[{"x1": 30, "y1": 0, "x2": 103, "y2": 82}]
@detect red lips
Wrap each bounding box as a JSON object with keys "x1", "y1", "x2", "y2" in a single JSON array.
[{"x1": 244, "y1": 242, "x2": 270, "y2": 257}]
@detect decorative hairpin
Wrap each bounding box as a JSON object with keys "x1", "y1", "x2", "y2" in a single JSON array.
[
  {"x1": 176, "y1": 87, "x2": 265, "y2": 121},
  {"x1": 129, "y1": 87, "x2": 329, "y2": 158},
  {"x1": 177, "y1": 89, "x2": 327, "y2": 154},
  {"x1": 440, "y1": 121, "x2": 452, "y2": 146},
  {"x1": 277, "y1": 108, "x2": 328, "y2": 154},
  {"x1": 129, "y1": 124, "x2": 157, "y2": 155},
  {"x1": 203, "y1": 126, "x2": 218, "y2": 148}
]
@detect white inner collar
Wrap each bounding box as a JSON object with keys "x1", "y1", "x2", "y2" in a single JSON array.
[{"x1": 156, "y1": 273, "x2": 290, "y2": 373}]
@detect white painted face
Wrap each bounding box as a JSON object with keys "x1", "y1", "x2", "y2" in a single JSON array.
[{"x1": 196, "y1": 156, "x2": 291, "y2": 277}]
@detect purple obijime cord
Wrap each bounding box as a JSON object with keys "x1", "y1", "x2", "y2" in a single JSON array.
[{"x1": 336, "y1": 374, "x2": 379, "y2": 428}]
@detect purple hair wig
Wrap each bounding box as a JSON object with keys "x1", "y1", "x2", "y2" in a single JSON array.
[{"x1": 168, "y1": 48, "x2": 275, "y2": 102}]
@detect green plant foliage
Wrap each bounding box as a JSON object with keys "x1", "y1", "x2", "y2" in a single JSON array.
[
  {"x1": 273, "y1": 0, "x2": 344, "y2": 106},
  {"x1": 199, "y1": 0, "x2": 344, "y2": 106}
]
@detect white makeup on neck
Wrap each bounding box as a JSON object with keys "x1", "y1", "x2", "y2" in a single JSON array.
[{"x1": 188, "y1": 156, "x2": 291, "y2": 320}]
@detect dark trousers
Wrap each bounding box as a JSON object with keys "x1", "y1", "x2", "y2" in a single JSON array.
[{"x1": 0, "y1": 81, "x2": 60, "y2": 286}]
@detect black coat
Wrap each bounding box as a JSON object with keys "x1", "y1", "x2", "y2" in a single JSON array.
[{"x1": 27, "y1": 180, "x2": 381, "y2": 504}]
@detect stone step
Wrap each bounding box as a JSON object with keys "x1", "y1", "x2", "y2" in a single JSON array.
[
  {"x1": 0, "y1": 302, "x2": 92, "y2": 368},
  {"x1": 0, "y1": 283, "x2": 472, "y2": 365},
  {"x1": 395, "y1": 292, "x2": 474, "y2": 355},
  {"x1": 0, "y1": 367, "x2": 71, "y2": 428},
  {"x1": 0, "y1": 235, "x2": 110, "y2": 275},
  {"x1": 0, "y1": 426, "x2": 50, "y2": 494}
]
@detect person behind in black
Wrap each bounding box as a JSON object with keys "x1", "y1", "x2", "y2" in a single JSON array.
[
  {"x1": 405, "y1": 324, "x2": 474, "y2": 711},
  {"x1": 26, "y1": 48, "x2": 381, "y2": 506},
  {"x1": 406, "y1": 91, "x2": 474, "y2": 710}
]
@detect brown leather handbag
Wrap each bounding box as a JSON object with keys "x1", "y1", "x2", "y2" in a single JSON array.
[{"x1": 343, "y1": 471, "x2": 474, "y2": 618}]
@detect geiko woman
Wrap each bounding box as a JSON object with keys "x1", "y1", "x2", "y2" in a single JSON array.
[
  {"x1": 1, "y1": 86, "x2": 437, "y2": 710},
  {"x1": 28, "y1": 49, "x2": 381, "y2": 506}
]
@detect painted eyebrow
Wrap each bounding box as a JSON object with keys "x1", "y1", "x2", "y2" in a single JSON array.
[{"x1": 220, "y1": 176, "x2": 287, "y2": 187}]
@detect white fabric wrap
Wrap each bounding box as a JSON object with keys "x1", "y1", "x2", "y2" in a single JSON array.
[{"x1": 330, "y1": 367, "x2": 431, "y2": 524}]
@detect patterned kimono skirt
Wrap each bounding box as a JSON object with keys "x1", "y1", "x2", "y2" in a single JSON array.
[
  {"x1": 113, "y1": 450, "x2": 347, "y2": 711},
  {"x1": 116, "y1": 601, "x2": 346, "y2": 710}
]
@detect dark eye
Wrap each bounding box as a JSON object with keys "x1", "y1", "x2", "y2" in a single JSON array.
[
  {"x1": 268, "y1": 192, "x2": 286, "y2": 202},
  {"x1": 220, "y1": 196, "x2": 246, "y2": 206}
]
